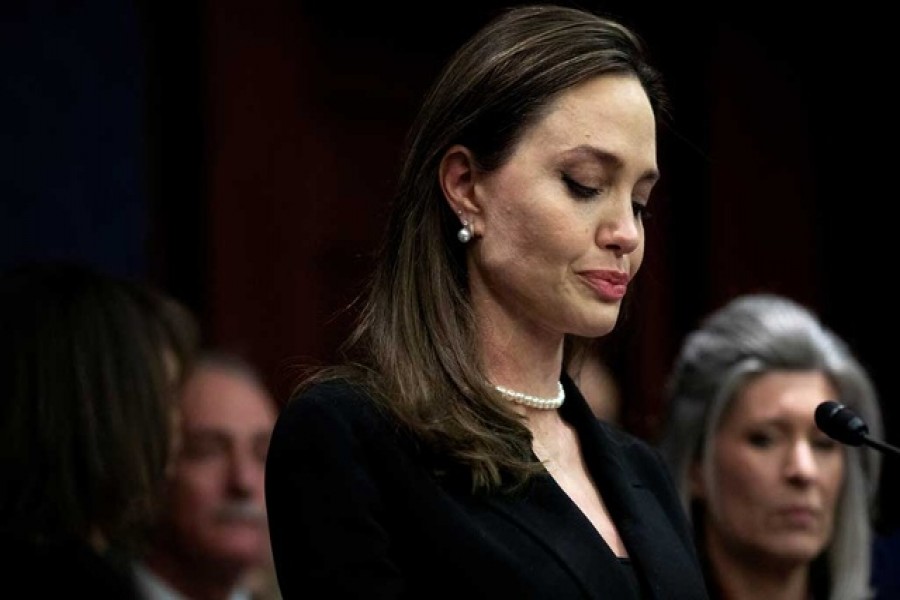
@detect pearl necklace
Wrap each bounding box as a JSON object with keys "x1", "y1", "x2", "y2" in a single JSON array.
[{"x1": 494, "y1": 381, "x2": 565, "y2": 410}]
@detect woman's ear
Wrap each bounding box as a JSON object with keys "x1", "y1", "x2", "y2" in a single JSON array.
[{"x1": 439, "y1": 144, "x2": 481, "y2": 221}]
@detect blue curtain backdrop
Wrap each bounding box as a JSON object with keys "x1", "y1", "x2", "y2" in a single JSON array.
[{"x1": 0, "y1": 0, "x2": 147, "y2": 278}]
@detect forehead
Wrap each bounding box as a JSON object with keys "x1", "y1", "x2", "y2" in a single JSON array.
[
  {"x1": 518, "y1": 73, "x2": 657, "y2": 162},
  {"x1": 180, "y1": 365, "x2": 276, "y2": 429},
  {"x1": 726, "y1": 370, "x2": 837, "y2": 424}
]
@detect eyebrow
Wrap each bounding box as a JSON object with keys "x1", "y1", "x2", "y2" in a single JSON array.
[
  {"x1": 744, "y1": 417, "x2": 825, "y2": 433},
  {"x1": 183, "y1": 428, "x2": 272, "y2": 441},
  {"x1": 564, "y1": 144, "x2": 659, "y2": 185}
]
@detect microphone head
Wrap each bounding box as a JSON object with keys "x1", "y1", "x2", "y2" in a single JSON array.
[{"x1": 815, "y1": 400, "x2": 869, "y2": 446}]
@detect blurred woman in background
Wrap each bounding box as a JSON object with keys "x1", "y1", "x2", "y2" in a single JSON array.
[
  {"x1": 0, "y1": 261, "x2": 199, "y2": 597},
  {"x1": 659, "y1": 293, "x2": 882, "y2": 600}
]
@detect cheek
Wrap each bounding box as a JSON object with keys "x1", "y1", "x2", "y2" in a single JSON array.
[
  {"x1": 481, "y1": 168, "x2": 569, "y2": 245},
  {"x1": 172, "y1": 465, "x2": 223, "y2": 505},
  {"x1": 166, "y1": 485, "x2": 209, "y2": 532},
  {"x1": 710, "y1": 447, "x2": 771, "y2": 515},
  {"x1": 481, "y1": 210, "x2": 578, "y2": 275},
  {"x1": 820, "y1": 454, "x2": 846, "y2": 507},
  {"x1": 716, "y1": 465, "x2": 762, "y2": 509},
  {"x1": 629, "y1": 241, "x2": 645, "y2": 276}
]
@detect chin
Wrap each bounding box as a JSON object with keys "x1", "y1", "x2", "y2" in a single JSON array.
[
  {"x1": 574, "y1": 313, "x2": 619, "y2": 338},
  {"x1": 764, "y1": 537, "x2": 828, "y2": 564},
  {"x1": 209, "y1": 532, "x2": 268, "y2": 564},
  {"x1": 214, "y1": 546, "x2": 267, "y2": 569}
]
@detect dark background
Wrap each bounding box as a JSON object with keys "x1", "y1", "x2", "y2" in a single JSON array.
[{"x1": 3, "y1": 1, "x2": 897, "y2": 529}]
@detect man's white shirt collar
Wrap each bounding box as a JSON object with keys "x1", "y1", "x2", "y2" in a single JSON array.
[{"x1": 133, "y1": 561, "x2": 251, "y2": 600}]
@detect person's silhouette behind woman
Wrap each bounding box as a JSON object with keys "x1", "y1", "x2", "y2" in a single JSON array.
[{"x1": 0, "y1": 262, "x2": 199, "y2": 597}]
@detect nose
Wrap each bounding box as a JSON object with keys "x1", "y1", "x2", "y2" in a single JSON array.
[
  {"x1": 784, "y1": 440, "x2": 818, "y2": 485},
  {"x1": 228, "y1": 449, "x2": 264, "y2": 497},
  {"x1": 596, "y1": 193, "x2": 641, "y2": 256}
]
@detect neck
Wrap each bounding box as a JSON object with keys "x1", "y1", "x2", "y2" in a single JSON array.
[
  {"x1": 472, "y1": 290, "x2": 565, "y2": 397},
  {"x1": 469, "y1": 282, "x2": 565, "y2": 380},
  {"x1": 705, "y1": 534, "x2": 811, "y2": 600},
  {"x1": 142, "y1": 548, "x2": 243, "y2": 600}
]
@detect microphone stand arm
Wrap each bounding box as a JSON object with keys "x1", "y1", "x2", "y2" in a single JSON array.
[{"x1": 863, "y1": 435, "x2": 900, "y2": 459}]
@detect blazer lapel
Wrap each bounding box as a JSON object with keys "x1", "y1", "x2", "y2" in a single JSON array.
[
  {"x1": 563, "y1": 377, "x2": 707, "y2": 600},
  {"x1": 483, "y1": 475, "x2": 637, "y2": 600},
  {"x1": 479, "y1": 375, "x2": 653, "y2": 600},
  {"x1": 477, "y1": 376, "x2": 706, "y2": 600}
]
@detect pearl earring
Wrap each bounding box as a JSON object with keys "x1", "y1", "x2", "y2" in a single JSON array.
[
  {"x1": 456, "y1": 211, "x2": 473, "y2": 244},
  {"x1": 457, "y1": 222, "x2": 473, "y2": 244}
]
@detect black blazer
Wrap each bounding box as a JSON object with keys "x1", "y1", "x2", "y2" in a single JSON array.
[{"x1": 265, "y1": 376, "x2": 709, "y2": 599}]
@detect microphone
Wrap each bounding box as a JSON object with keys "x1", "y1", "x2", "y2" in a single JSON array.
[{"x1": 815, "y1": 400, "x2": 900, "y2": 458}]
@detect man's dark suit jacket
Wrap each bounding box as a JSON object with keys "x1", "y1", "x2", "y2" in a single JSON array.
[{"x1": 265, "y1": 375, "x2": 709, "y2": 599}]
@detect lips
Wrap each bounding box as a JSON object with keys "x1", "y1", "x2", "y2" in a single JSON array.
[
  {"x1": 579, "y1": 270, "x2": 630, "y2": 301},
  {"x1": 776, "y1": 505, "x2": 822, "y2": 528}
]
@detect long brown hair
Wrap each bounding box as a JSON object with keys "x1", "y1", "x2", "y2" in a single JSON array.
[
  {"x1": 0, "y1": 262, "x2": 199, "y2": 550},
  {"x1": 307, "y1": 5, "x2": 668, "y2": 492}
]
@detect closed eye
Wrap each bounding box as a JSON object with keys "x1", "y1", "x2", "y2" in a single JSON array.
[
  {"x1": 812, "y1": 437, "x2": 839, "y2": 451},
  {"x1": 632, "y1": 202, "x2": 651, "y2": 221},
  {"x1": 561, "y1": 173, "x2": 600, "y2": 200},
  {"x1": 747, "y1": 431, "x2": 774, "y2": 448}
]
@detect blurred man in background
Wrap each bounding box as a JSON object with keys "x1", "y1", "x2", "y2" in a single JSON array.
[{"x1": 136, "y1": 352, "x2": 280, "y2": 600}]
